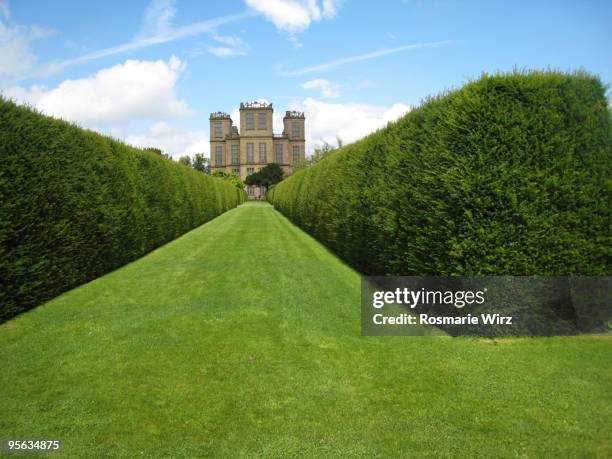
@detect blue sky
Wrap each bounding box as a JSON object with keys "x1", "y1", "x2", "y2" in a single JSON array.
[{"x1": 1, "y1": 0, "x2": 611, "y2": 157}]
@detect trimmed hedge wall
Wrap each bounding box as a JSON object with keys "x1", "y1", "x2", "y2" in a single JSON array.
[
  {"x1": 268, "y1": 71, "x2": 611, "y2": 276},
  {"x1": 0, "y1": 98, "x2": 246, "y2": 322}
]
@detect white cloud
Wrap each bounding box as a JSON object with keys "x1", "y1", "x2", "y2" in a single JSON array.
[
  {"x1": 230, "y1": 107, "x2": 240, "y2": 126},
  {"x1": 138, "y1": 0, "x2": 177, "y2": 39},
  {"x1": 282, "y1": 40, "x2": 456, "y2": 76},
  {"x1": 4, "y1": 56, "x2": 191, "y2": 126},
  {"x1": 321, "y1": 0, "x2": 339, "y2": 18},
  {"x1": 126, "y1": 122, "x2": 209, "y2": 158},
  {"x1": 1, "y1": 83, "x2": 46, "y2": 104},
  {"x1": 301, "y1": 78, "x2": 339, "y2": 98},
  {"x1": 207, "y1": 32, "x2": 249, "y2": 57},
  {"x1": 0, "y1": 1, "x2": 52, "y2": 78},
  {"x1": 245, "y1": 0, "x2": 340, "y2": 33},
  {"x1": 211, "y1": 32, "x2": 245, "y2": 48},
  {"x1": 208, "y1": 46, "x2": 247, "y2": 57},
  {"x1": 289, "y1": 97, "x2": 410, "y2": 152}
]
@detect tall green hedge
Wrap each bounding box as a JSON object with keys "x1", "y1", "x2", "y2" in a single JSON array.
[
  {"x1": 0, "y1": 98, "x2": 246, "y2": 322},
  {"x1": 268, "y1": 71, "x2": 611, "y2": 276}
]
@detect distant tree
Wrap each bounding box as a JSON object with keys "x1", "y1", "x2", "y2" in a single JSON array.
[
  {"x1": 212, "y1": 170, "x2": 244, "y2": 189},
  {"x1": 261, "y1": 163, "x2": 284, "y2": 186},
  {"x1": 294, "y1": 138, "x2": 342, "y2": 172},
  {"x1": 192, "y1": 153, "x2": 210, "y2": 174},
  {"x1": 245, "y1": 163, "x2": 284, "y2": 187},
  {"x1": 178, "y1": 156, "x2": 192, "y2": 167},
  {"x1": 244, "y1": 172, "x2": 255, "y2": 186},
  {"x1": 311, "y1": 139, "x2": 341, "y2": 164}
]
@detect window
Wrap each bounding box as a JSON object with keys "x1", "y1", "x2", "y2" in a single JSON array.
[
  {"x1": 247, "y1": 167, "x2": 254, "y2": 175},
  {"x1": 247, "y1": 143, "x2": 254, "y2": 163},
  {"x1": 275, "y1": 144, "x2": 283, "y2": 163},
  {"x1": 214, "y1": 122, "x2": 223, "y2": 139},
  {"x1": 291, "y1": 122, "x2": 300, "y2": 138},
  {"x1": 215, "y1": 145, "x2": 223, "y2": 166},
  {"x1": 258, "y1": 112, "x2": 266, "y2": 129},
  {"x1": 259, "y1": 143, "x2": 267, "y2": 163},
  {"x1": 246, "y1": 113, "x2": 254, "y2": 129},
  {"x1": 233, "y1": 168, "x2": 240, "y2": 174},
  {"x1": 292, "y1": 145, "x2": 300, "y2": 165},
  {"x1": 231, "y1": 144, "x2": 239, "y2": 165}
]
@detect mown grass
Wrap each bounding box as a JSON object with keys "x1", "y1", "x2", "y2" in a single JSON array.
[{"x1": 0, "y1": 202, "x2": 610, "y2": 457}]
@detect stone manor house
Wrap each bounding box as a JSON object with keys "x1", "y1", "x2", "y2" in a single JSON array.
[{"x1": 210, "y1": 101, "x2": 305, "y2": 198}]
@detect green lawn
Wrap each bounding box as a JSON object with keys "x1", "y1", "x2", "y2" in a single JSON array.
[{"x1": 1, "y1": 202, "x2": 610, "y2": 457}]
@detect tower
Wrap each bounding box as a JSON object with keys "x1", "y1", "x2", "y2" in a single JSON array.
[
  {"x1": 283, "y1": 111, "x2": 306, "y2": 167},
  {"x1": 209, "y1": 111, "x2": 233, "y2": 169}
]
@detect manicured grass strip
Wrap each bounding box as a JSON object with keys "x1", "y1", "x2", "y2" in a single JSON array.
[{"x1": 1, "y1": 203, "x2": 610, "y2": 457}]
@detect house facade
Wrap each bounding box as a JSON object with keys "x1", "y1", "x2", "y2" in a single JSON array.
[{"x1": 210, "y1": 101, "x2": 305, "y2": 198}]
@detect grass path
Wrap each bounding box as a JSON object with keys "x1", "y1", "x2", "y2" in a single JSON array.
[{"x1": 1, "y1": 202, "x2": 610, "y2": 457}]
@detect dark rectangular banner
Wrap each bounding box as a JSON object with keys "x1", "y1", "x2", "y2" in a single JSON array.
[{"x1": 361, "y1": 277, "x2": 612, "y2": 336}]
